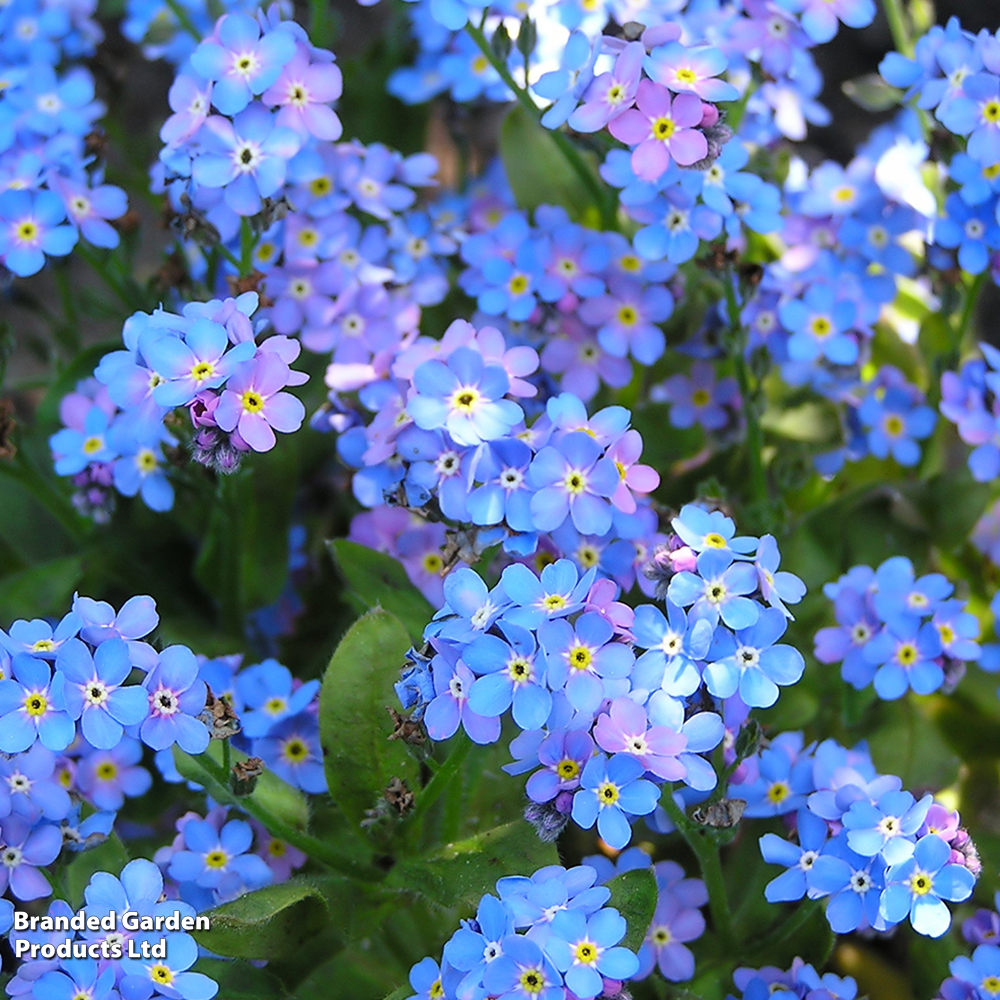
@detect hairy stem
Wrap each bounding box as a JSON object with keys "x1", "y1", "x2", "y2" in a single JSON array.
[{"x1": 660, "y1": 791, "x2": 738, "y2": 954}]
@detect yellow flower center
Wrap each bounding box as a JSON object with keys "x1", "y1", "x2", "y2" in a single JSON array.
[
  {"x1": 204, "y1": 850, "x2": 228, "y2": 869},
  {"x1": 309, "y1": 176, "x2": 332, "y2": 196},
  {"x1": 703, "y1": 532, "x2": 727, "y2": 549},
  {"x1": 542, "y1": 594, "x2": 567, "y2": 611},
  {"x1": 937, "y1": 623, "x2": 955, "y2": 645},
  {"x1": 597, "y1": 780, "x2": 620, "y2": 806},
  {"x1": 883, "y1": 414, "x2": 904, "y2": 437},
  {"x1": 692, "y1": 388, "x2": 711, "y2": 406},
  {"x1": 137, "y1": 449, "x2": 157, "y2": 473},
  {"x1": 578, "y1": 545, "x2": 599, "y2": 568},
  {"x1": 897, "y1": 643, "x2": 918, "y2": 666},
  {"x1": 191, "y1": 360, "x2": 215, "y2": 382},
  {"x1": 422, "y1": 553, "x2": 444, "y2": 574},
  {"x1": 809, "y1": 316, "x2": 832, "y2": 338},
  {"x1": 96, "y1": 762, "x2": 117, "y2": 780},
  {"x1": 767, "y1": 781, "x2": 790, "y2": 804},
  {"x1": 150, "y1": 964, "x2": 173, "y2": 985},
  {"x1": 509, "y1": 273, "x2": 529, "y2": 295},
  {"x1": 82, "y1": 437, "x2": 103, "y2": 455},
  {"x1": 241, "y1": 390, "x2": 264, "y2": 413},
  {"x1": 268, "y1": 839, "x2": 287, "y2": 857},
  {"x1": 574, "y1": 940, "x2": 599, "y2": 964},
  {"x1": 981, "y1": 977, "x2": 1000, "y2": 996},
  {"x1": 450, "y1": 386, "x2": 480, "y2": 414},
  {"x1": 15, "y1": 220, "x2": 38, "y2": 243},
  {"x1": 265, "y1": 697, "x2": 287, "y2": 715},
  {"x1": 557, "y1": 758, "x2": 580, "y2": 780},
  {"x1": 31, "y1": 638, "x2": 55, "y2": 652},
  {"x1": 283, "y1": 738, "x2": 308, "y2": 762},
  {"x1": 620, "y1": 254, "x2": 641, "y2": 272},
  {"x1": 909, "y1": 870, "x2": 933, "y2": 895},
  {"x1": 984, "y1": 101, "x2": 1000, "y2": 124},
  {"x1": 519, "y1": 970, "x2": 545, "y2": 995},
  {"x1": 652, "y1": 116, "x2": 676, "y2": 140},
  {"x1": 568, "y1": 643, "x2": 593, "y2": 671},
  {"x1": 24, "y1": 693, "x2": 47, "y2": 716},
  {"x1": 507, "y1": 657, "x2": 532, "y2": 683},
  {"x1": 563, "y1": 470, "x2": 587, "y2": 495},
  {"x1": 674, "y1": 67, "x2": 698, "y2": 85}
]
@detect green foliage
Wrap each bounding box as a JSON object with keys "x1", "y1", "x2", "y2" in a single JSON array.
[
  {"x1": 319, "y1": 608, "x2": 420, "y2": 829},
  {"x1": 330, "y1": 539, "x2": 435, "y2": 643},
  {"x1": 0, "y1": 553, "x2": 83, "y2": 620},
  {"x1": 173, "y1": 742, "x2": 309, "y2": 831},
  {"x1": 386, "y1": 820, "x2": 559, "y2": 909},
  {"x1": 500, "y1": 106, "x2": 593, "y2": 221},
  {"x1": 193, "y1": 877, "x2": 330, "y2": 960},
  {"x1": 605, "y1": 868, "x2": 658, "y2": 952}
]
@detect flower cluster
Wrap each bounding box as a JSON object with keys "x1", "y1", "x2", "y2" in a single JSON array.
[
  {"x1": 813, "y1": 557, "x2": 979, "y2": 699},
  {"x1": 49, "y1": 292, "x2": 307, "y2": 516},
  {"x1": 940, "y1": 342, "x2": 1000, "y2": 482},
  {"x1": 752, "y1": 735, "x2": 978, "y2": 937},
  {"x1": 332, "y1": 319, "x2": 662, "y2": 604},
  {"x1": 404, "y1": 862, "x2": 641, "y2": 1000},
  {"x1": 0, "y1": 0, "x2": 127, "y2": 276},
  {"x1": 396, "y1": 504, "x2": 805, "y2": 850},
  {"x1": 8, "y1": 858, "x2": 219, "y2": 1000},
  {"x1": 725, "y1": 958, "x2": 858, "y2": 1000}
]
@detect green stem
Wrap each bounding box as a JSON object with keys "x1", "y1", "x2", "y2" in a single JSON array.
[
  {"x1": 956, "y1": 270, "x2": 986, "y2": 354},
  {"x1": 162, "y1": 0, "x2": 202, "y2": 41},
  {"x1": 660, "y1": 791, "x2": 737, "y2": 953},
  {"x1": 191, "y1": 751, "x2": 374, "y2": 880},
  {"x1": 742, "y1": 899, "x2": 819, "y2": 957},
  {"x1": 222, "y1": 737, "x2": 232, "y2": 776},
  {"x1": 464, "y1": 21, "x2": 616, "y2": 230},
  {"x1": 880, "y1": 0, "x2": 913, "y2": 58},
  {"x1": 411, "y1": 735, "x2": 472, "y2": 825},
  {"x1": 239, "y1": 218, "x2": 256, "y2": 279},
  {"x1": 75, "y1": 243, "x2": 137, "y2": 311},
  {"x1": 723, "y1": 272, "x2": 768, "y2": 521}
]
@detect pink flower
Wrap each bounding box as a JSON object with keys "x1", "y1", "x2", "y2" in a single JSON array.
[
  {"x1": 593, "y1": 697, "x2": 687, "y2": 780},
  {"x1": 609, "y1": 80, "x2": 708, "y2": 181},
  {"x1": 215, "y1": 355, "x2": 305, "y2": 452},
  {"x1": 606, "y1": 429, "x2": 660, "y2": 513},
  {"x1": 261, "y1": 44, "x2": 343, "y2": 141}
]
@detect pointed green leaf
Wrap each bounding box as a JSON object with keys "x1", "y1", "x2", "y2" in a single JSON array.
[
  {"x1": 319, "y1": 609, "x2": 419, "y2": 828},
  {"x1": 605, "y1": 868, "x2": 657, "y2": 952},
  {"x1": 386, "y1": 820, "x2": 558, "y2": 909},
  {"x1": 193, "y1": 878, "x2": 329, "y2": 959},
  {"x1": 500, "y1": 105, "x2": 592, "y2": 220},
  {"x1": 330, "y1": 539, "x2": 434, "y2": 643}
]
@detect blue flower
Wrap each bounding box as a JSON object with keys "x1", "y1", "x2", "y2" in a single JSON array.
[
  {"x1": 631, "y1": 601, "x2": 712, "y2": 699},
  {"x1": 671, "y1": 504, "x2": 757, "y2": 557},
  {"x1": 140, "y1": 646, "x2": 210, "y2": 755},
  {"x1": 408, "y1": 346, "x2": 523, "y2": 447},
  {"x1": 254, "y1": 713, "x2": 327, "y2": 793},
  {"x1": 704, "y1": 607, "x2": 805, "y2": 708},
  {"x1": 760, "y1": 808, "x2": 830, "y2": 901},
  {"x1": 0, "y1": 655, "x2": 73, "y2": 753},
  {"x1": 190, "y1": 13, "x2": 296, "y2": 115},
  {"x1": 667, "y1": 549, "x2": 761, "y2": 630},
  {"x1": 806, "y1": 833, "x2": 886, "y2": 933},
  {"x1": 499, "y1": 559, "x2": 596, "y2": 630},
  {"x1": 465, "y1": 623, "x2": 551, "y2": 731},
  {"x1": 442, "y1": 894, "x2": 514, "y2": 999},
  {"x1": 56, "y1": 637, "x2": 148, "y2": 749},
  {"x1": 482, "y1": 935, "x2": 563, "y2": 1000},
  {"x1": 571, "y1": 753, "x2": 659, "y2": 850},
  {"x1": 546, "y1": 907, "x2": 639, "y2": 999},
  {"x1": 529, "y1": 432, "x2": 619, "y2": 536},
  {"x1": 120, "y1": 931, "x2": 219, "y2": 999},
  {"x1": 842, "y1": 789, "x2": 932, "y2": 865},
  {"x1": 880, "y1": 834, "x2": 976, "y2": 936},
  {"x1": 236, "y1": 658, "x2": 320, "y2": 738},
  {"x1": 0, "y1": 188, "x2": 77, "y2": 276},
  {"x1": 168, "y1": 817, "x2": 273, "y2": 902},
  {"x1": 34, "y1": 959, "x2": 116, "y2": 1000},
  {"x1": 539, "y1": 612, "x2": 633, "y2": 715},
  {"x1": 862, "y1": 620, "x2": 944, "y2": 699}
]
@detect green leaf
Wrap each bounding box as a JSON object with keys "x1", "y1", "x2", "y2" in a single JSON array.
[
  {"x1": 194, "y1": 959, "x2": 287, "y2": 1000},
  {"x1": 330, "y1": 540, "x2": 434, "y2": 643},
  {"x1": 319, "y1": 609, "x2": 420, "y2": 828},
  {"x1": 841, "y1": 73, "x2": 903, "y2": 112},
  {"x1": 173, "y1": 741, "x2": 309, "y2": 831},
  {"x1": 605, "y1": 868, "x2": 657, "y2": 952},
  {"x1": 64, "y1": 834, "x2": 130, "y2": 908},
  {"x1": 0, "y1": 554, "x2": 83, "y2": 620},
  {"x1": 193, "y1": 878, "x2": 329, "y2": 960},
  {"x1": 761, "y1": 401, "x2": 840, "y2": 445},
  {"x1": 500, "y1": 105, "x2": 592, "y2": 221},
  {"x1": 386, "y1": 820, "x2": 558, "y2": 909}
]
